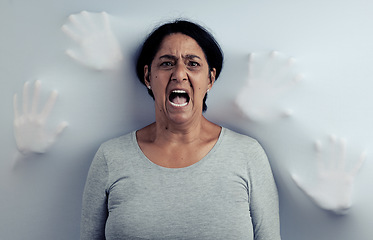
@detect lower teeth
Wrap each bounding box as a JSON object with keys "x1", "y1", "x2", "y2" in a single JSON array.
[{"x1": 170, "y1": 101, "x2": 188, "y2": 107}]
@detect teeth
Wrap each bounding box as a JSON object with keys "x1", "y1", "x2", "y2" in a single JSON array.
[
  {"x1": 170, "y1": 102, "x2": 188, "y2": 107},
  {"x1": 169, "y1": 89, "x2": 189, "y2": 107},
  {"x1": 172, "y1": 90, "x2": 186, "y2": 93}
]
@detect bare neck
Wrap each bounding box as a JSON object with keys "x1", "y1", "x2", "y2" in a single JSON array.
[
  {"x1": 138, "y1": 116, "x2": 219, "y2": 145},
  {"x1": 157, "y1": 117, "x2": 212, "y2": 143}
]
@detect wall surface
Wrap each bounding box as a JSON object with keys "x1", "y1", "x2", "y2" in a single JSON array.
[{"x1": 1, "y1": 0, "x2": 373, "y2": 239}]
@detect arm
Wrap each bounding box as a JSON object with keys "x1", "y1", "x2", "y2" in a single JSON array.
[
  {"x1": 80, "y1": 147, "x2": 108, "y2": 240},
  {"x1": 248, "y1": 142, "x2": 281, "y2": 240}
]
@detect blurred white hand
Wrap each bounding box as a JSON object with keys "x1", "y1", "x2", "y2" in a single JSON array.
[
  {"x1": 62, "y1": 11, "x2": 123, "y2": 70},
  {"x1": 13, "y1": 80, "x2": 68, "y2": 155},
  {"x1": 291, "y1": 135, "x2": 366, "y2": 214},
  {"x1": 236, "y1": 51, "x2": 302, "y2": 122}
]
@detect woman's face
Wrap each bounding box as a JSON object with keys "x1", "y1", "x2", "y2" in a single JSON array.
[{"x1": 144, "y1": 33, "x2": 216, "y2": 125}]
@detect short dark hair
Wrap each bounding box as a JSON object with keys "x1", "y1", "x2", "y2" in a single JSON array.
[{"x1": 136, "y1": 19, "x2": 224, "y2": 112}]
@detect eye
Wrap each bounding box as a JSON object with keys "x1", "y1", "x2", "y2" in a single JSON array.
[
  {"x1": 160, "y1": 61, "x2": 173, "y2": 67},
  {"x1": 188, "y1": 61, "x2": 200, "y2": 67}
]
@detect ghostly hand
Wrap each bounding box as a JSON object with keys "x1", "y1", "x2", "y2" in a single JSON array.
[
  {"x1": 291, "y1": 135, "x2": 366, "y2": 214},
  {"x1": 236, "y1": 51, "x2": 303, "y2": 122},
  {"x1": 62, "y1": 11, "x2": 123, "y2": 70},
  {"x1": 13, "y1": 81, "x2": 68, "y2": 155}
]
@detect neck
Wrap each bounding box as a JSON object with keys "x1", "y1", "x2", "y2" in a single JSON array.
[{"x1": 152, "y1": 114, "x2": 209, "y2": 145}]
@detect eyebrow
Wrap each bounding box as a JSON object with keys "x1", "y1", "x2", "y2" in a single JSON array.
[{"x1": 159, "y1": 54, "x2": 202, "y2": 60}]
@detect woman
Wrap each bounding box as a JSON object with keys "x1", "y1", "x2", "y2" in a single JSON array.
[{"x1": 80, "y1": 20, "x2": 281, "y2": 240}]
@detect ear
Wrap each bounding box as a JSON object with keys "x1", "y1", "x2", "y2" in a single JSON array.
[
  {"x1": 144, "y1": 65, "x2": 151, "y2": 88},
  {"x1": 208, "y1": 68, "x2": 216, "y2": 90}
]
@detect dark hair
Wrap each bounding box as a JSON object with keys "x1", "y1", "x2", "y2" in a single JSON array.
[{"x1": 136, "y1": 19, "x2": 224, "y2": 112}]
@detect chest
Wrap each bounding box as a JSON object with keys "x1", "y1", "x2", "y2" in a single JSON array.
[
  {"x1": 140, "y1": 141, "x2": 216, "y2": 168},
  {"x1": 105, "y1": 167, "x2": 253, "y2": 239}
]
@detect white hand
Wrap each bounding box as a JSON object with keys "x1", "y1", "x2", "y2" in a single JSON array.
[
  {"x1": 236, "y1": 51, "x2": 302, "y2": 122},
  {"x1": 291, "y1": 135, "x2": 366, "y2": 214},
  {"x1": 61, "y1": 11, "x2": 123, "y2": 70},
  {"x1": 13, "y1": 80, "x2": 68, "y2": 155}
]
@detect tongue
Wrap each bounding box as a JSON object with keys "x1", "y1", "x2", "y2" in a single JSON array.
[{"x1": 172, "y1": 96, "x2": 187, "y2": 104}]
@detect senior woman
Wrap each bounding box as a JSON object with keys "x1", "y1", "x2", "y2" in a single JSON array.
[{"x1": 80, "y1": 20, "x2": 281, "y2": 240}]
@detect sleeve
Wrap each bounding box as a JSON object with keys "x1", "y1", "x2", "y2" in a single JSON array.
[
  {"x1": 248, "y1": 141, "x2": 281, "y2": 240},
  {"x1": 80, "y1": 146, "x2": 109, "y2": 240}
]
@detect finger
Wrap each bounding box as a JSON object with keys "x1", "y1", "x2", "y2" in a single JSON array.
[
  {"x1": 101, "y1": 11, "x2": 111, "y2": 32},
  {"x1": 291, "y1": 173, "x2": 302, "y2": 187},
  {"x1": 291, "y1": 173, "x2": 308, "y2": 193},
  {"x1": 67, "y1": 14, "x2": 87, "y2": 34},
  {"x1": 54, "y1": 121, "x2": 68, "y2": 137},
  {"x1": 22, "y1": 81, "x2": 30, "y2": 115},
  {"x1": 247, "y1": 53, "x2": 255, "y2": 81},
  {"x1": 65, "y1": 49, "x2": 83, "y2": 64},
  {"x1": 31, "y1": 80, "x2": 41, "y2": 116},
  {"x1": 338, "y1": 138, "x2": 347, "y2": 171},
  {"x1": 262, "y1": 51, "x2": 278, "y2": 82},
  {"x1": 314, "y1": 140, "x2": 325, "y2": 175},
  {"x1": 48, "y1": 121, "x2": 68, "y2": 144},
  {"x1": 350, "y1": 151, "x2": 367, "y2": 176},
  {"x1": 294, "y1": 73, "x2": 304, "y2": 83},
  {"x1": 274, "y1": 55, "x2": 298, "y2": 89},
  {"x1": 40, "y1": 90, "x2": 58, "y2": 121},
  {"x1": 287, "y1": 57, "x2": 296, "y2": 66},
  {"x1": 13, "y1": 94, "x2": 19, "y2": 120},
  {"x1": 269, "y1": 50, "x2": 279, "y2": 62},
  {"x1": 80, "y1": 10, "x2": 96, "y2": 32},
  {"x1": 329, "y1": 134, "x2": 337, "y2": 170},
  {"x1": 61, "y1": 25, "x2": 82, "y2": 44},
  {"x1": 281, "y1": 108, "x2": 293, "y2": 118}
]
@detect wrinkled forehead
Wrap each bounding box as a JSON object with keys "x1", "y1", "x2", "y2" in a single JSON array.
[{"x1": 155, "y1": 33, "x2": 207, "y2": 60}]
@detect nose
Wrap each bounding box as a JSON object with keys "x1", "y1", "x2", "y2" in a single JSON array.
[{"x1": 171, "y1": 63, "x2": 188, "y2": 82}]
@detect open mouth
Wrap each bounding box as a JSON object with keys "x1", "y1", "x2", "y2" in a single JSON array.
[{"x1": 169, "y1": 90, "x2": 190, "y2": 107}]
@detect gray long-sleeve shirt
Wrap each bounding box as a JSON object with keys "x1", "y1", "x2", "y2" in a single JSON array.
[{"x1": 80, "y1": 127, "x2": 281, "y2": 240}]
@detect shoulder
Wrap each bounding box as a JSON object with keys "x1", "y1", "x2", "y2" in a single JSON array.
[
  {"x1": 95, "y1": 131, "x2": 137, "y2": 164},
  {"x1": 219, "y1": 128, "x2": 269, "y2": 166},
  {"x1": 100, "y1": 131, "x2": 134, "y2": 152},
  {"x1": 221, "y1": 127, "x2": 263, "y2": 151},
  {"x1": 89, "y1": 131, "x2": 142, "y2": 177}
]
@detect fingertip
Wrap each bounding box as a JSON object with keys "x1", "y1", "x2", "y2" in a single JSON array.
[
  {"x1": 291, "y1": 173, "x2": 302, "y2": 186},
  {"x1": 294, "y1": 74, "x2": 304, "y2": 82},
  {"x1": 65, "y1": 49, "x2": 72, "y2": 56},
  {"x1": 270, "y1": 50, "x2": 279, "y2": 58},
  {"x1": 248, "y1": 53, "x2": 255, "y2": 61},
  {"x1": 65, "y1": 49, "x2": 77, "y2": 60},
  {"x1": 290, "y1": 172, "x2": 297, "y2": 180},
  {"x1": 56, "y1": 121, "x2": 69, "y2": 135},
  {"x1": 288, "y1": 57, "x2": 297, "y2": 65},
  {"x1": 51, "y1": 90, "x2": 59, "y2": 98},
  {"x1": 61, "y1": 25, "x2": 68, "y2": 32},
  {"x1": 281, "y1": 109, "x2": 293, "y2": 118},
  {"x1": 60, "y1": 121, "x2": 69, "y2": 129},
  {"x1": 68, "y1": 14, "x2": 76, "y2": 22},
  {"x1": 329, "y1": 134, "x2": 337, "y2": 143},
  {"x1": 360, "y1": 151, "x2": 367, "y2": 161},
  {"x1": 35, "y1": 79, "x2": 41, "y2": 87},
  {"x1": 314, "y1": 140, "x2": 322, "y2": 152},
  {"x1": 340, "y1": 138, "x2": 347, "y2": 147}
]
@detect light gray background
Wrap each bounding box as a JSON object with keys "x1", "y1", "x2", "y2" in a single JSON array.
[{"x1": 1, "y1": 0, "x2": 372, "y2": 239}]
